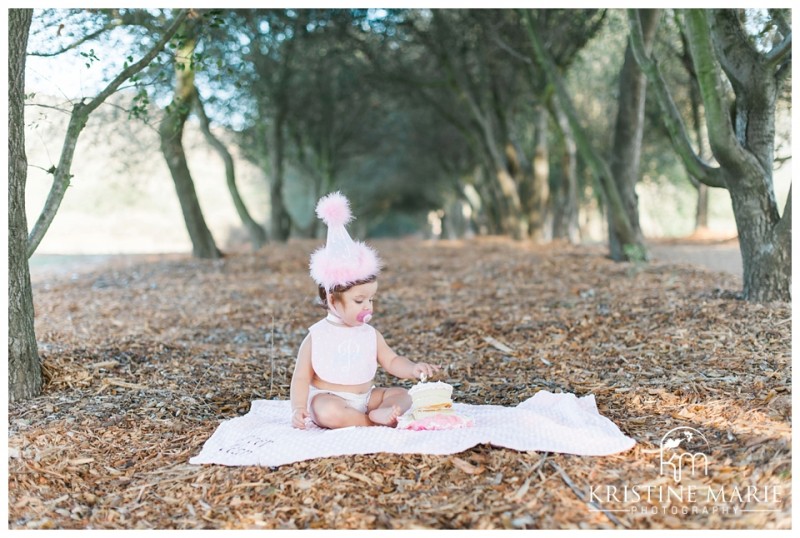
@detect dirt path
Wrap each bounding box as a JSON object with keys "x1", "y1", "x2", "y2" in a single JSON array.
[
  {"x1": 30, "y1": 238, "x2": 744, "y2": 281},
  {"x1": 647, "y1": 238, "x2": 742, "y2": 278},
  {"x1": 29, "y1": 253, "x2": 189, "y2": 283}
]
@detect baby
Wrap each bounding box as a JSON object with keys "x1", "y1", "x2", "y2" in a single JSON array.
[{"x1": 290, "y1": 192, "x2": 438, "y2": 429}]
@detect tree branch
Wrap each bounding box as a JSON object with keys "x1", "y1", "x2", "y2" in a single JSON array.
[
  {"x1": 684, "y1": 9, "x2": 765, "y2": 181},
  {"x1": 627, "y1": 9, "x2": 726, "y2": 189},
  {"x1": 768, "y1": 9, "x2": 791, "y2": 36},
  {"x1": 28, "y1": 10, "x2": 172, "y2": 57},
  {"x1": 706, "y1": 9, "x2": 761, "y2": 90},
  {"x1": 26, "y1": 9, "x2": 190, "y2": 257},
  {"x1": 24, "y1": 102, "x2": 72, "y2": 116},
  {"x1": 493, "y1": 33, "x2": 535, "y2": 66},
  {"x1": 765, "y1": 31, "x2": 792, "y2": 69},
  {"x1": 83, "y1": 9, "x2": 191, "y2": 119},
  {"x1": 28, "y1": 26, "x2": 111, "y2": 57}
]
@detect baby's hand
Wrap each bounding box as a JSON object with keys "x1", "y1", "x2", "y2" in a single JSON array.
[
  {"x1": 292, "y1": 408, "x2": 309, "y2": 429},
  {"x1": 413, "y1": 362, "x2": 440, "y2": 381}
]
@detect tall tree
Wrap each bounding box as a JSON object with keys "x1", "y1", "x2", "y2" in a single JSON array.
[
  {"x1": 347, "y1": 10, "x2": 494, "y2": 233},
  {"x1": 495, "y1": 10, "x2": 599, "y2": 244},
  {"x1": 495, "y1": 10, "x2": 604, "y2": 243},
  {"x1": 9, "y1": 8, "x2": 189, "y2": 401},
  {"x1": 607, "y1": 8, "x2": 660, "y2": 261},
  {"x1": 194, "y1": 88, "x2": 267, "y2": 250},
  {"x1": 159, "y1": 16, "x2": 222, "y2": 259},
  {"x1": 350, "y1": 10, "x2": 530, "y2": 238},
  {"x1": 527, "y1": 104, "x2": 551, "y2": 243},
  {"x1": 548, "y1": 96, "x2": 581, "y2": 244},
  {"x1": 8, "y1": 9, "x2": 40, "y2": 402},
  {"x1": 628, "y1": 9, "x2": 791, "y2": 301}
]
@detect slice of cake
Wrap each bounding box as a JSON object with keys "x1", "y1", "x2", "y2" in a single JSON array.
[
  {"x1": 408, "y1": 381, "x2": 455, "y2": 420},
  {"x1": 398, "y1": 380, "x2": 473, "y2": 430}
]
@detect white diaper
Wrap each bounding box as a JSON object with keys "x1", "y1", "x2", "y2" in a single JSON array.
[{"x1": 307, "y1": 385, "x2": 374, "y2": 416}]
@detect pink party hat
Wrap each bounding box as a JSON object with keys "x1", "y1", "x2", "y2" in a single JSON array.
[{"x1": 309, "y1": 192, "x2": 382, "y2": 291}]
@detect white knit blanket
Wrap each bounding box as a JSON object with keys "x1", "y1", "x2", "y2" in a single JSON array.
[{"x1": 189, "y1": 391, "x2": 635, "y2": 467}]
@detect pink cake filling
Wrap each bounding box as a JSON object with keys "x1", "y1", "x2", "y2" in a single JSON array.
[{"x1": 399, "y1": 412, "x2": 473, "y2": 431}]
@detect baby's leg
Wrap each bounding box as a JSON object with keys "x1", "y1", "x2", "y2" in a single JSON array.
[
  {"x1": 311, "y1": 394, "x2": 372, "y2": 429},
  {"x1": 367, "y1": 387, "x2": 411, "y2": 426}
]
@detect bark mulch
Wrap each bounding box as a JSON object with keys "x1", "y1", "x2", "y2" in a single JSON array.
[{"x1": 8, "y1": 237, "x2": 791, "y2": 529}]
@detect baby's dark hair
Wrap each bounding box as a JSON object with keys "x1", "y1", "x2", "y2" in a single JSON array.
[{"x1": 318, "y1": 274, "x2": 378, "y2": 309}]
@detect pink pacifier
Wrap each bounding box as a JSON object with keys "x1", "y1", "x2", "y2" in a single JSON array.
[{"x1": 357, "y1": 311, "x2": 373, "y2": 323}]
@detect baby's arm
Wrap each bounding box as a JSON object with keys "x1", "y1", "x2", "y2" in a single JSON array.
[
  {"x1": 376, "y1": 330, "x2": 439, "y2": 380},
  {"x1": 289, "y1": 334, "x2": 313, "y2": 429}
]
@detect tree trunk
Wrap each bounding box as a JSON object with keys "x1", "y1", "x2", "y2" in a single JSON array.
[
  {"x1": 27, "y1": 106, "x2": 88, "y2": 258},
  {"x1": 194, "y1": 91, "x2": 266, "y2": 250},
  {"x1": 473, "y1": 165, "x2": 502, "y2": 235},
  {"x1": 730, "y1": 186, "x2": 791, "y2": 301},
  {"x1": 478, "y1": 155, "x2": 513, "y2": 236},
  {"x1": 160, "y1": 104, "x2": 221, "y2": 258},
  {"x1": 528, "y1": 104, "x2": 551, "y2": 243},
  {"x1": 607, "y1": 9, "x2": 659, "y2": 261},
  {"x1": 548, "y1": 96, "x2": 580, "y2": 244},
  {"x1": 475, "y1": 133, "x2": 525, "y2": 238},
  {"x1": 471, "y1": 120, "x2": 527, "y2": 239},
  {"x1": 269, "y1": 113, "x2": 292, "y2": 242},
  {"x1": 159, "y1": 26, "x2": 221, "y2": 259},
  {"x1": 695, "y1": 184, "x2": 709, "y2": 230},
  {"x1": 495, "y1": 168, "x2": 527, "y2": 239},
  {"x1": 671, "y1": 10, "x2": 713, "y2": 233},
  {"x1": 8, "y1": 9, "x2": 42, "y2": 402},
  {"x1": 688, "y1": 71, "x2": 711, "y2": 231}
]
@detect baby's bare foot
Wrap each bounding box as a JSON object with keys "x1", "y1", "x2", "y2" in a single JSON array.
[{"x1": 369, "y1": 405, "x2": 401, "y2": 426}]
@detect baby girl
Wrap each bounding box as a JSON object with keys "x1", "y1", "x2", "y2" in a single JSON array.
[{"x1": 290, "y1": 192, "x2": 438, "y2": 429}]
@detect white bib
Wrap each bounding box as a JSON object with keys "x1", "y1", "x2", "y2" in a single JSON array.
[{"x1": 308, "y1": 315, "x2": 377, "y2": 384}]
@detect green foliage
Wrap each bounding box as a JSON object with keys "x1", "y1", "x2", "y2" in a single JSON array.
[
  {"x1": 79, "y1": 48, "x2": 100, "y2": 68},
  {"x1": 128, "y1": 88, "x2": 150, "y2": 121},
  {"x1": 205, "y1": 9, "x2": 226, "y2": 29}
]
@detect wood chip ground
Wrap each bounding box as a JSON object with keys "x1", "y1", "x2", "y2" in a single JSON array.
[{"x1": 8, "y1": 238, "x2": 791, "y2": 529}]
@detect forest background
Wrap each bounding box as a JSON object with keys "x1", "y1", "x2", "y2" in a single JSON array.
[{"x1": 20, "y1": 8, "x2": 790, "y2": 258}]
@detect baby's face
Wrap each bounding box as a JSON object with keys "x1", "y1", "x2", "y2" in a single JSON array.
[{"x1": 332, "y1": 280, "x2": 378, "y2": 326}]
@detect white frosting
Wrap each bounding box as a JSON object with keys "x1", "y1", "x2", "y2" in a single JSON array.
[{"x1": 408, "y1": 381, "x2": 453, "y2": 397}]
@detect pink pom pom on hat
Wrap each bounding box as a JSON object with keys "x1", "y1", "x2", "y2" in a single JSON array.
[{"x1": 309, "y1": 191, "x2": 382, "y2": 291}]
